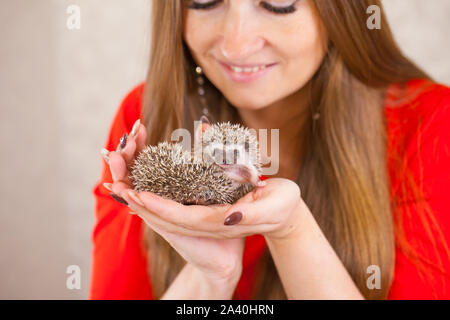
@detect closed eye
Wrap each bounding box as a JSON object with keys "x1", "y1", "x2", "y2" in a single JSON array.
[{"x1": 186, "y1": 0, "x2": 299, "y2": 15}]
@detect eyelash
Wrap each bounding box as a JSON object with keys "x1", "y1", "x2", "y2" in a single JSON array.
[{"x1": 187, "y1": 0, "x2": 298, "y2": 15}]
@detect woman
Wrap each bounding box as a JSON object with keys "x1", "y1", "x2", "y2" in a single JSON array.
[{"x1": 90, "y1": 0, "x2": 450, "y2": 299}]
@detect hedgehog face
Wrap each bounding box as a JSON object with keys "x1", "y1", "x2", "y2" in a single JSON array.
[
  {"x1": 202, "y1": 141, "x2": 247, "y2": 165},
  {"x1": 195, "y1": 115, "x2": 262, "y2": 187}
]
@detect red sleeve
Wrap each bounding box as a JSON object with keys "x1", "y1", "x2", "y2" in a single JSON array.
[
  {"x1": 387, "y1": 83, "x2": 450, "y2": 299},
  {"x1": 88, "y1": 83, "x2": 154, "y2": 299}
]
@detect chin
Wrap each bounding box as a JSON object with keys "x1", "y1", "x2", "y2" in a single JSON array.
[
  {"x1": 230, "y1": 100, "x2": 268, "y2": 111},
  {"x1": 225, "y1": 93, "x2": 274, "y2": 110},
  {"x1": 235, "y1": 103, "x2": 268, "y2": 111}
]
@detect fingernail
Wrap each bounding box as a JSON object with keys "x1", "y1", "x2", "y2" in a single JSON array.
[
  {"x1": 109, "y1": 192, "x2": 128, "y2": 206},
  {"x1": 224, "y1": 211, "x2": 242, "y2": 226},
  {"x1": 130, "y1": 119, "x2": 141, "y2": 138},
  {"x1": 100, "y1": 148, "x2": 110, "y2": 164},
  {"x1": 103, "y1": 182, "x2": 113, "y2": 191},
  {"x1": 200, "y1": 115, "x2": 210, "y2": 124},
  {"x1": 118, "y1": 133, "x2": 127, "y2": 151},
  {"x1": 257, "y1": 180, "x2": 266, "y2": 187},
  {"x1": 128, "y1": 190, "x2": 145, "y2": 207}
]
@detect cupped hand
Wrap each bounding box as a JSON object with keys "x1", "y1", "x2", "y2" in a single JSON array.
[
  {"x1": 123, "y1": 176, "x2": 305, "y2": 242},
  {"x1": 102, "y1": 119, "x2": 245, "y2": 282}
]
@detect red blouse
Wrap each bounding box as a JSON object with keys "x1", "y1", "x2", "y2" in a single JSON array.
[{"x1": 89, "y1": 79, "x2": 450, "y2": 299}]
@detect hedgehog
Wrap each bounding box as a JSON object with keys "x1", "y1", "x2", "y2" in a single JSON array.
[{"x1": 128, "y1": 115, "x2": 264, "y2": 205}]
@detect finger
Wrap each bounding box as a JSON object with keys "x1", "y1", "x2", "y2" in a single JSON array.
[
  {"x1": 116, "y1": 119, "x2": 140, "y2": 165},
  {"x1": 134, "y1": 123, "x2": 147, "y2": 153},
  {"x1": 136, "y1": 191, "x2": 232, "y2": 231},
  {"x1": 111, "y1": 180, "x2": 132, "y2": 195},
  {"x1": 119, "y1": 188, "x2": 223, "y2": 238},
  {"x1": 110, "y1": 119, "x2": 145, "y2": 183},
  {"x1": 221, "y1": 185, "x2": 275, "y2": 226},
  {"x1": 121, "y1": 187, "x2": 273, "y2": 239},
  {"x1": 129, "y1": 119, "x2": 141, "y2": 140},
  {"x1": 223, "y1": 179, "x2": 300, "y2": 226},
  {"x1": 119, "y1": 137, "x2": 137, "y2": 167},
  {"x1": 109, "y1": 151, "x2": 132, "y2": 184},
  {"x1": 137, "y1": 205, "x2": 271, "y2": 239}
]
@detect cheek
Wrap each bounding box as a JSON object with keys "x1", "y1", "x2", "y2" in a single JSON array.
[
  {"x1": 288, "y1": 31, "x2": 323, "y2": 61},
  {"x1": 183, "y1": 14, "x2": 215, "y2": 60},
  {"x1": 267, "y1": 18, "x2": 326, "y2": 99},
  {"x1": 183, "y1": 18, "x2": 200, "y2": 55}
]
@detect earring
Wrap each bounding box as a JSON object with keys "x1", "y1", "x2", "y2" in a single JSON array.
[
  {"x1": 311, "y1": 107, "x2": 320, "y2": 134},
  {"x1": 195, "y1": 65, "x2": 209, "y2": 116}
]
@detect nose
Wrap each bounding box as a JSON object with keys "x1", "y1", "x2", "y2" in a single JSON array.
[{"x1": 219, "y1": 4, "x2": 265, "y2": 62}]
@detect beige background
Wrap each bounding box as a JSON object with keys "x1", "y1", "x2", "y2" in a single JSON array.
[{"x1": 0, "y1": 0, "x2": 449, "y2": 299}]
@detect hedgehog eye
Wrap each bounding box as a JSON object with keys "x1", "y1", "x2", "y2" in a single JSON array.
[
  {"x1": 213, "y1": 147, "x2": 225, "y2": 163},
  {"x1": 233, "y1": 149, "x2": 239, "y2": 162},
  {"x1": 223, "y1": 148, "x2": 239, "y2": 164}
]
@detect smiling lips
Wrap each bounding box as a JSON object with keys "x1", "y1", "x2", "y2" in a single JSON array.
[
  {"x1": 218, "y1": 60, "x2": 276, "y2": 83},
  {"x1": 230, "y1": 64, "x2": 267, "y2": 73}
]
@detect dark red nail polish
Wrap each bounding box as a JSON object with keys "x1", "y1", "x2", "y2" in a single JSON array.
[
  {"x1": 119, "y1": 133, "x2": 128, "y2": 150},
  {"x1": 224, "y1": 211, "x2": 242, "y2": 226},
  {"x1": 110, "y1": 192, "x2": 128, "y2": 206}
]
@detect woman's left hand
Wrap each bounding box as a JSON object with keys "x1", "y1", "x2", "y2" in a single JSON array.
[{"x1": 118, "y1": 177, "x2": 305, "y2": 242}]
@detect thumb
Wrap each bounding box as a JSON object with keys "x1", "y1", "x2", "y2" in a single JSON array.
[{"x1": 223, "y1": 186, "x2": 274, "y2": 226}]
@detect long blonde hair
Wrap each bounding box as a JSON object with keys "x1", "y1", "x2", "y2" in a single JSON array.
[{"x1": 140, "y1": 0, "x2": 446, "y2": 299}]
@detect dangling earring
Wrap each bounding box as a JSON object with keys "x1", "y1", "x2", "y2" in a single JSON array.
[
  {"x1": 311, "y1": 108, "x2": 320, "y2": 134},
  {"x1": 195, "y1": 65, "x2": 209, "y2": 117},
  {"x1": 312, "y1": 112, "x2": 320, "y2": 121}
]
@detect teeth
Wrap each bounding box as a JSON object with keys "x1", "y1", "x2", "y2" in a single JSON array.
[{"x1": 230, "y1": 65, "x2": 266, "y2": 73}]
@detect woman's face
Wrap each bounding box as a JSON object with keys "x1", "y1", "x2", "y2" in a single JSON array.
[{"x1": 182, "y1": 0, "x2": 327, "y2": 110}]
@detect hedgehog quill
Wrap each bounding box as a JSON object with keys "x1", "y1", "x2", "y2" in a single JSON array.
[{"x1": 128, "y1": 116, "x2": 265, "y2": 205}]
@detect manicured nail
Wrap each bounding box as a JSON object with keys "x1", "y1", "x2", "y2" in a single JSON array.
[
  {"x1": 256, "y1": 180, "x2": 266, "y2": 187},
  {"x1": 130, "y1": 119, "x2": 141, "y2": 138},
  {"x1": 109, "y1": 192, "x2": 128, "y2": 206},
  {"x1": 224, "y1": 211, "x2": 242, "y2": 226},
  {"x1": 200, "y1": 115, "x2": 210, "y2": 124},
  {"x1": 100, "y1": 148, "x2": 110, "y2": 164},
  {"x1": 118, "y1": 133, "x2": 127, "y2": 151},
  {"x1": 103, "y1": 182, "x2": 113, "y2": 191},
  {"x1": 127, "y1": 190, "x2": 145, "y2": 207}
]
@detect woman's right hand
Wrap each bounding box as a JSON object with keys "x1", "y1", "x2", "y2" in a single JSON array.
[{"x1": 102, "y1": 119, "x2": 245, "y2": 284}]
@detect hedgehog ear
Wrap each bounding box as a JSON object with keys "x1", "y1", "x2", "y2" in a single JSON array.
[
  {"x1": 217, "y1": 163, "x2": 261, "y2": 187},
  {"x1": 195, "y1": 115, "x2": 212, "y2": 142}
]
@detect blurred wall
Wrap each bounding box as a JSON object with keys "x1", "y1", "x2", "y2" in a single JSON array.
[
  {"x1": 0, "y1": 0, "x2": 150, "y2": 299},
  {"x1": 383, "y1": 0, "x2": 450, "y2": 83},
  {"x1": 0, "y1": 0, "x2": 448, "y2": 299}
]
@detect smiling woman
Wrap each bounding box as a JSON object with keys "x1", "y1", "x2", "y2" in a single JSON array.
[
  {"x1": 182, "y1": 0, "x2": 326, "y2": 110},
  {"x1": 90, "y1": 0, "x2": 450, "y2": 300}
]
